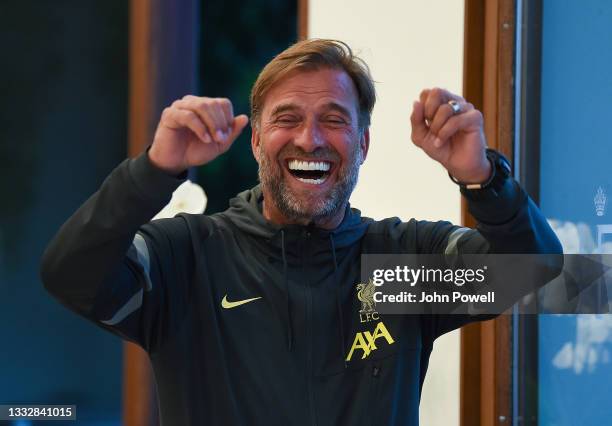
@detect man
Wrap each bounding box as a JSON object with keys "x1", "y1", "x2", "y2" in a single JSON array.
[{"x1": 41, "y1": 39, "x2": 561, "y2": 425}]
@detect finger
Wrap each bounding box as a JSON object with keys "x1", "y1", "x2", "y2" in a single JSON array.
[
  {"x1": 422, "y1": 88, "x2": 465, "y2": 124},
  {"x1": 218, "y1": 98, "x2": 234, "y2": 132},
  {"x1": 418, "y1": 89, "x2": 430, "y2": 124},
  {"x1": 213, "y1": 114, "x2": 249, "y2": 155},
  {"x1": 177, "y1": 97, "x2": 225, "y2": 143},
  {"x1": 437, "y1": 109, "x2": 484, "y2": 142},
  {"x1": 227, "y1": 114, "x2": 249, "y2": 142},
  {"x1": 410, "y1": 100, "x2": 428, "y2": 147},
  {"x1": 202, "y1": 102, "x2": 227, "y2": 143},
  {"x1": 175, "y1": 110, "x2": 212, "y2": 144},
  {"x1": 423, "y1": 87, "x2": 451, "y2": 123},
  {"x1": 419, "y1": 89, "x2": 430, "y2": 105},
  {"x1": 428, "y1": 101, "x2": 474, "y2": 139},
  {"x1": 165, "y1": 108, "x2": 211, "y2": 143}
]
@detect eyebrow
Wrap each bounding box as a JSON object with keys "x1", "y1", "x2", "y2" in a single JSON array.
[
  {"x1": 321, "y1": 102, "x2": 352, "y2": 119},
  {"x1": 269, "y1": 102, "x2": 353, "y2": 119},
  {"x1": 269, "y1": 103, "x2": 300, "y2": 117}
]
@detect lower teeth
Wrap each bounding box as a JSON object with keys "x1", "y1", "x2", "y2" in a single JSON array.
[{"x1": 296, "y1": 177, "x2": 326, "y2": 185}]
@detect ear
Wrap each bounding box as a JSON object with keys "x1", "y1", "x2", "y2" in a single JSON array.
[
  {"x1": 251, "y1": 126, "x2": 261, "y2": 162},
  {"x1": 359, "y1": 128, "x2": 370, "y2": 164}
]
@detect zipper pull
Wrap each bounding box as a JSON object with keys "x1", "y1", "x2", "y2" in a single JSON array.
[{"x1": 372, "y1": 365, "x2": 380, "y2": 378}]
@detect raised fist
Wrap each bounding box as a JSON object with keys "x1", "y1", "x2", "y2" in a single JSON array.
[
  {"x1": 410, "y1": 88, "x2": 490, "y2": 184},
  {"x1": 149, "y1": 95, "x2": 249, "y2": 174}
]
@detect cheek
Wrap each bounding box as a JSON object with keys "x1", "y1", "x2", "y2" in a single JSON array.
[
  {"x1": 258, "y1": 140, "x2": 284, "y2": 167},
  {"x1": 263, "y1": 130, "x2": 293, "y2": 154},
  {"x1": 328, "y1": 133, "x2": 358, "y2": 159}
]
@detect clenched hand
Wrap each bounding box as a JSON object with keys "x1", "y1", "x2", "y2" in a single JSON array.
[
  {"x1": 410, "y1": 88, "x2": 491, "y2": 184},
  {"x1": 149, "y1": 96, "x2": 249, "y2": 174}
]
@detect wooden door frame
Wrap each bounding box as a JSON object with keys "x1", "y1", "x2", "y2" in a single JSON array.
[
  {"x1": 125, "y1": 0, "x2": 199, "y2": 424},
  {"x1": 461, "y1": 0, "x2": 516, "y2": 425},
  {"x1": 298, "y1": 0, "x2": 308, "y2": 40}
]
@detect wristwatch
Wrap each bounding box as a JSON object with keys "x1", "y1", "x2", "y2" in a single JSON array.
[{"x1": 448, "y1": 148, "x2": 512, "y2": 194}]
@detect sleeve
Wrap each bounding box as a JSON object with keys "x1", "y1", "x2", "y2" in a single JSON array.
[
  {"x1": 40, "y1": 151, "x2": 197, "y2": 354},
  {"x1": 417, "y1": 176, "x2": 563, "y2": 340}
]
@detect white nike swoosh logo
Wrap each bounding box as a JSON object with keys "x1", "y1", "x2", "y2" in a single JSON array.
[{"x1": 221, "y1": 294, "x2": 262, "y2": 309}]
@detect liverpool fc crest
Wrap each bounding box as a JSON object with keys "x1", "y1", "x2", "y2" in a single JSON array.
[{"x1": 356, "y1": 280, "x2": 379, "y2": 323}]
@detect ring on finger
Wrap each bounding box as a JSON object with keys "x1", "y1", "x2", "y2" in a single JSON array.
[{"x1": 448, "y1": 100, "x2": 462, "y2": 115}]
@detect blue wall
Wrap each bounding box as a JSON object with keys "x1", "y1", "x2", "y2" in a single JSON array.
[
  {"x1": 539, "y1": 0, "x2": 612, "y2": 224},
  {"x1": 538, "y1": 1, "x2": 612, "y2": 425}
]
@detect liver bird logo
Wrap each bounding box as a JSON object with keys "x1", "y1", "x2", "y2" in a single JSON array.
[{"x1": 356, "y1": 280, "x2": 376, "y2": 313}]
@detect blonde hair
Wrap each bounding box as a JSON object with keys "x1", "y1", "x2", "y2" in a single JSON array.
[{"x1": 250, "y1": 39, "x2": 376, "y2": 131}]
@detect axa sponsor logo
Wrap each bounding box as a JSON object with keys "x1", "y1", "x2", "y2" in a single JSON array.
[{"x1": 345, "y1": 321, "x2": 395, "y2": 361}]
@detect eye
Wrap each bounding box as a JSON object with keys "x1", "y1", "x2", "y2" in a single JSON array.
[
  {"x1": 274, "y1": 114, "x2": 300, "y2": 125},
  {"x1": 324, "y1": 115, "x2": 348, "y2": 125}
]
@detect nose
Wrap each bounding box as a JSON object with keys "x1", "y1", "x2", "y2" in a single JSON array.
[{"x1": 293, "y1": 119, "x2": 326, "y2": 152}]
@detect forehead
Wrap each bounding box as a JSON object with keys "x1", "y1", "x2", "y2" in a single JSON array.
[{"x1": 262, "y1": 68, "x2": 359, "y2": 115}]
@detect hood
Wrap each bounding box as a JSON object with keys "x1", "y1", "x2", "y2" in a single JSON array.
[{"x1": 224, "y1": 184, "x2": 371, "y2": 254}]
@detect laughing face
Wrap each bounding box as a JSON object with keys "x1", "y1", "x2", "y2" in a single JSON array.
[{"x1": 252, "y1": 68, "x2": 370, "y2": 228}]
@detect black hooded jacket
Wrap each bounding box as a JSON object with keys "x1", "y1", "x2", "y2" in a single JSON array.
[{"x1": 41, "y1": 152, "x2": 562, "y2": 425}]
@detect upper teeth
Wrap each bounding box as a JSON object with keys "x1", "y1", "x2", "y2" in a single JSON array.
[{"x1": 288, "y1": 160, "x2": 331, "y2": 171}]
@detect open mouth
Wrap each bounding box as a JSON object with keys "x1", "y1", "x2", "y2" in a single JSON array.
[{"x1": 286, "y1": 159, "x2": 332, "y2": 185}]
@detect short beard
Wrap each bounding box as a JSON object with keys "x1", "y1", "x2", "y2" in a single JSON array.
[{"x1": 257, "y1": 143, "x2": 362, "y2": 225}]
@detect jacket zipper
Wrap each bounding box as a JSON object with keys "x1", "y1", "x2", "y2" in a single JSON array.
[
  {"x1": 370, "y1": 363, "x2": 381, "y2": 426},
  {"x1": 303, "y1": 230, "x2": 317, "y2": 426},
  {"x1": 306, "y1": 277, "x2": 317, "y2": 426}
]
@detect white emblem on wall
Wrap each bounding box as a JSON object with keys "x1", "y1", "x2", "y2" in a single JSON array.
[{"x1": 594, "y1": 186, "x2": 607, "y2": 217}]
